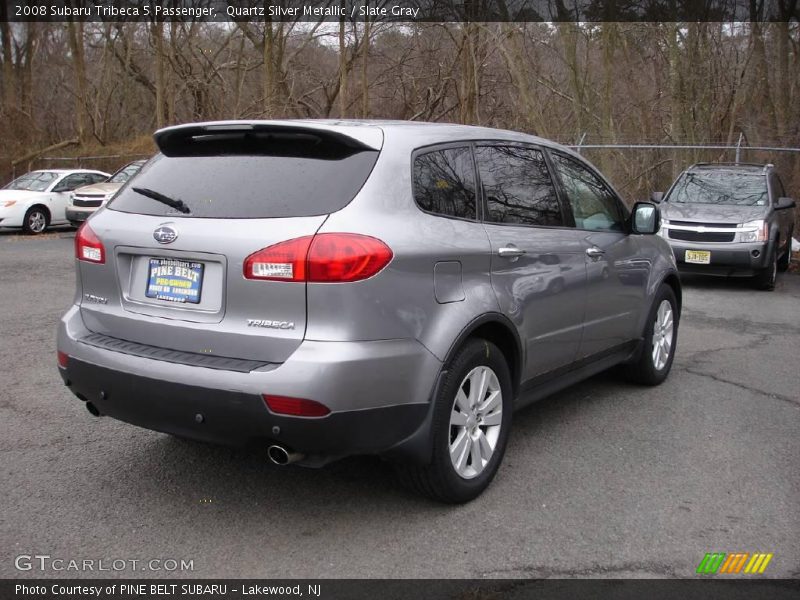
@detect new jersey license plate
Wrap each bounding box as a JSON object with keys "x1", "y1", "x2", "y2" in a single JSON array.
[
  {"x1": 146, "y1": 258, "x2": 204, "y2": 304},
  {"x1": 684, "y1": 250, "x2": 711, "y2": 264}
]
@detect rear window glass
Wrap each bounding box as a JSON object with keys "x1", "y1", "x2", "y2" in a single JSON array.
[{"x1": 108, "y1": 147, "x2": 378, "y2": 219}]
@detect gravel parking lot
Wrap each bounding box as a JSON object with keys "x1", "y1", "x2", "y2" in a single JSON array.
[{"x1": 1, "y1": 229, "x2": 798, "y2": 579}]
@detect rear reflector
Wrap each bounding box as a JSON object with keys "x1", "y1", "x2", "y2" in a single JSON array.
[
  {"x1": 57, "y1": 351, "x2": 69, "y2": 368},
  {"x1": 75, "y1": 223, "x2": 105, "y2": 264},
  {"x1": 263, "y1": 395, "x2": 330, "y2": 417},
  {"x1": 244, "y1": 233, "x2": 392, "y2": 283}
]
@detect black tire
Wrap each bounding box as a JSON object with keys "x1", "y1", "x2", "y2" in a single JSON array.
[
  {"x1": 753, "y1": 247, "x2": 777, "y2": 291},
  {"x1": 623, "y1": 284, "x2": 679, "y2": 386},
  {"x1": 22, "y1": 206, "x2": 49, "y2": 235},
  {"x1": 396, "y1": 338, "x2": 513, "y2": 503},
  {"x1": 777, "y1": 233, "x2": 792, "y2": 273}
]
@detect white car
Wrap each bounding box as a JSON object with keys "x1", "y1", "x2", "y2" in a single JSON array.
[{"x1": 0, "y1": 169, "x2": 110, "y2": 234}]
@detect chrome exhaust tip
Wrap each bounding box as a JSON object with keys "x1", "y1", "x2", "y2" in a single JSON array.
[{"x1": 268, "y1": 444, "x2": 304, "y2": 466}]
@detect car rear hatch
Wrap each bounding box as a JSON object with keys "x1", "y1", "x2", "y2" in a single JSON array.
[{"x1": 76, "y1": 122, "x2": 382, "y2": 364}]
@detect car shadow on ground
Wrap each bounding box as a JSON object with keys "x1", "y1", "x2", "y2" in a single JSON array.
[
  {"x1": 0, "y1": 226, "x2": 75, "y2": 238},
  {"x1": 78, "y1": 368, "x2": 623, "y2": 516},
  {"x1": 678, "y1": 272, "x2": 779, "y2": 292}
]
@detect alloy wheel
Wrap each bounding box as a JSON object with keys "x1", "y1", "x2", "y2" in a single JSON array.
[
  {"x1": 651, "y1": 300, "x2": 674, "y2": 371},
  {"x1": 448, "y1": 365, "x2": 503, "y2": 479},
  {"x1": 28, "y1": 211, "x2": 46, "y2": 233}
]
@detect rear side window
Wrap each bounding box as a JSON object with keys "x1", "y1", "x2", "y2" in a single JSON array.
[
  {"x1": 412, "y1": 146, "x2": 477, "y2": 220},
  {"x1": 108, "y1": 141, "x2": 378, "y2": 219},
  {"x1": 475, "y1": 145, "x2": 563, "y2": 227},
  {"x1": 57, "y1": 173, "x2": 97, "y2": 191}
]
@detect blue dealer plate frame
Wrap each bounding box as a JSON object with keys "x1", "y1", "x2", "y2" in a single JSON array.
[{"x1": 145, "y1": 258, "x2": 204, "y2": 304}]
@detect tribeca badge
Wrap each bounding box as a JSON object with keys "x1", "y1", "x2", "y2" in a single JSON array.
[{"x1": 696, "y1": 552, "x2": 774, "y2": 575}]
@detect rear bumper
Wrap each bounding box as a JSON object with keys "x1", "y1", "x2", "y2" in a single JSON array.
[
  {"x1": 58, "y1": 358, "x2": 429, "y2": 459},
  {"x1": 57, "y1": 305, "x2": 441, "y2": 461},
  {"x1": 666, "y1": 239, "x2": 770, "y2": 277}
]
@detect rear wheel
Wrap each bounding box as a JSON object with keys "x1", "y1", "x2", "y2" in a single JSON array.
[
  {"x1": 624, "y1": 284, "x2": 678, "y2": 386},
  {"x1": 397, "y1": 338, "x2": 512, "y2": 503},
  {"x1": 22, "y1": 206, "x2": 49, "y2": 235},
  {"x1": 753, "y1": 247, "x2": 777, "y2": 290}
]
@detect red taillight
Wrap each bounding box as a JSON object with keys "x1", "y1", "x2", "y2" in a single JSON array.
[
  {"x1": 263, "y1": 395, "x2": 330, "y2": 417},
  {"x1": 243, "y1": 233, "x2": 392, "y2": 283},
  {"x1": 308, "y1": 233, "x2": 393, "y2": 282},
  {"x1": 75, "y1": 223, "x2": 105, "y2": 264},
  {"x1": 57, "y1": 351, "x2": 69, "y2": 368}
]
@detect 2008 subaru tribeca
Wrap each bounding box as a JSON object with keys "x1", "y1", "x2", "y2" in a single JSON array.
[{"x1": 57, "y1": 120, "x2": 681, "y2": 503}]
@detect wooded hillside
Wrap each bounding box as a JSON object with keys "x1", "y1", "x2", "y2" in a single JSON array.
[{"x1": 1, "y1": 18, "x2": 798, "y2": 201}]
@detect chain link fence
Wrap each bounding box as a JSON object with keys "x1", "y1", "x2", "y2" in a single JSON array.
[
  {"x1": 10, "y1": 154, "x2": 152, "y2": 180},
  {"x1": 558, "y1": 137, "x2": 800, "y2": 206}
]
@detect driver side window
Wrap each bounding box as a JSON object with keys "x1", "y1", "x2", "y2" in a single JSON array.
[
  {"x1": 551, "y1": 153, "x2": 625, "y2": 232},
  {"x1": 54, "y1": 174, "x2": 90, "y2": 192}
]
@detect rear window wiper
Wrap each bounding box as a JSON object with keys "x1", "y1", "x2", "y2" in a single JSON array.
[{"x1": 132, "y1": 187, "x2": 191, "y2": 214}]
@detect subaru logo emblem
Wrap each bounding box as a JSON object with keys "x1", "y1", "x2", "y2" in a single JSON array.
[{"x1": 153, "y1": 225, "x2": 178, "y2": 244}]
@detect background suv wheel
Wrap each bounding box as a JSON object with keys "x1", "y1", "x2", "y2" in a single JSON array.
[
  {"x1": 754, "y1": 248, "x2": 778, "y2": 290},
  {"x1": 777, "y1": 233, "x2": 792, "y2": 272}
]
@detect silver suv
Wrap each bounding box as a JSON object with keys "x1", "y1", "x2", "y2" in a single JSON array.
[
  {"x1": 57, "y1": 121, "x2": 681, "y2": 502},
  {"x1": 654, "y1": 163, "x2": 795, "y2": 290}
]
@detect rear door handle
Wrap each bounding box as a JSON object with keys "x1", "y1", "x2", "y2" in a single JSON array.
[
  {"x1": 585, "y1": 246, "x2": 606, "y2": 260},
  {"x1": 498, "y1": 245, "x2": 526, "y2": 259}
]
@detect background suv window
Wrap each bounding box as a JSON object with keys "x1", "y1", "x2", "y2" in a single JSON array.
[
  {"x1": 475, "y1": 145, "x2": 562, "y2": 227},
  {"x1": 412, "y1": 146, "x2": 477, "y2": 220},
  {"x1": 664, "y1": 169, "x2": 768, "y2": 207},
  {"x1": 552, "y1": 153, "x2": 626, "y2": 231}
]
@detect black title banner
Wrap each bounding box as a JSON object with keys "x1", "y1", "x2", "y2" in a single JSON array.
[{"x1": 2, "y1": 0, "x2": 799, "y2": 23}]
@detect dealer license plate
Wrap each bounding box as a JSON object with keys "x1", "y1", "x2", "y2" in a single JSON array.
[
  {"x1": 684, "y1": 250, "x2": 711, "y2": 265},
  {"x1": 145, "y1": 258, "x2": 204, "y2": 304}
]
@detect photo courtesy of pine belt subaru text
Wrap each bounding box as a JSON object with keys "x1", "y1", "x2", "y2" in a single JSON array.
[{"x1": 57, "y1": 120, "x2": 681, "y2": 503}]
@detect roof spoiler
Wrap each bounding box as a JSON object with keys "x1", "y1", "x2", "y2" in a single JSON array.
[{"x1": 154, "y1": 121, "x2": 383, "y2": 156}]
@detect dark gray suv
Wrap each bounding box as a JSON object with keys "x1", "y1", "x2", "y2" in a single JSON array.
[
  {"x1": 57, "y1": 120, "x2": 681, "y2": 502},
  {"x1": 655, "y1": 163, "x2": 795, "y2": 290}
]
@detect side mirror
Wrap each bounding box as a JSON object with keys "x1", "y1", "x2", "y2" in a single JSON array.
[
  {"x1": 650, "y1": 192, "x2": 664, "y2": 203},
  {"x1": 776, "y1": 197, "x2": 796, "y2": 210},
  {"x1": 631, "y1": 202, "x2": 660, "y2": 235}
]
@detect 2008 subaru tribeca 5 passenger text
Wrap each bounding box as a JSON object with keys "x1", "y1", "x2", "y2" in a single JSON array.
[{"x1": 57, "y1": 120, "x2": 681, "y2": 502}]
